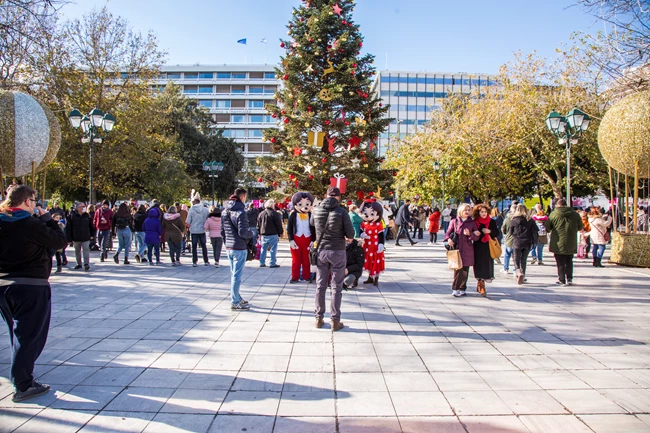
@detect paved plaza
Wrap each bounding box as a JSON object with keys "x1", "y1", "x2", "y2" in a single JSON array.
[{"x1": 1, "y1": 241, "x2": 650, "y2": 433}]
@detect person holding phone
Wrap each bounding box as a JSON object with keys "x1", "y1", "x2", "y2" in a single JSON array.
[{"x1": 0, "y1": 185, "x2": 67, "y2": 402}]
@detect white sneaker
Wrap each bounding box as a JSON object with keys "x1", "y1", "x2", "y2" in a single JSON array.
[
  {"x1": 499, "y1": 269, "x2": 510, "y2": 275},
  {"x1": 427, "y1": 242, "x2": 433, "y2": 246},
  {"x1": 452, "y1": 290, "x2": 461, "y2": 297}
]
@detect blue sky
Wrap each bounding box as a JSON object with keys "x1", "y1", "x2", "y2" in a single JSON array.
[{"x1": 60, "y1": 0, "x2": 601, "y2": 74}]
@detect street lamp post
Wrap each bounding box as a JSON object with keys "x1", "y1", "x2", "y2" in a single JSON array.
[
  {"x1": 433, "y1": 161, "x2": 452, "y2": 209},
  {"x1": 545, "y1": 107, "x2": 591, "y2": 203},
  {"x1": 68, "y1": 108, "x2": 116, "y2": 204},
  {"x1": 203, "y1": 161, "x2": 224, "y2": 206}
]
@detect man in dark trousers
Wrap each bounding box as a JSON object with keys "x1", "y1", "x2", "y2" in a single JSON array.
[
  {"x1": 310, "y1": 187, "x2": 355, "y2": 331},
  {"x1": 0, "y1": 185, "x2": 67, "y2": 402},
  {"x1": 394, "y1": 199, "x2": 417, "y2": 246}
]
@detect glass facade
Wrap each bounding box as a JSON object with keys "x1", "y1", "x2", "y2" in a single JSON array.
[{"x1": 160, "y1": 65, "x2": 279, "y2": 158}]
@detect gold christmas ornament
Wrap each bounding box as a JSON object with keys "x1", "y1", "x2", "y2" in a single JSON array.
[
  {"x1": 598, "y1": 91, "x2": 650, "y2": 177},
  {"x1": 362, "y1": 178, "x2": 368, "y2": 183},
  {"x1": 305, "y1": 123, "x2": 310, "y2": 127}
]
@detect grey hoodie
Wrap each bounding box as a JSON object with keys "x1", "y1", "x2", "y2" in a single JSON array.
[{"x1": 186, "y1": 204, "x2": 209, "y2": 234}]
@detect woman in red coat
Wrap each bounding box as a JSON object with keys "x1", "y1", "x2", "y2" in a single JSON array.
[{"x1": 428, "y1": 207, "x2": 441, "y2": 245}]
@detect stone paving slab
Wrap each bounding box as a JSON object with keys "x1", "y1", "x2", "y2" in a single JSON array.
[{"x1": 1, "y1": 240, "x2": 650, "y2": 432}]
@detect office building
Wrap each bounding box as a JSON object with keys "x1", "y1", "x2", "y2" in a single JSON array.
[
  {"x1": 157, "y1": 64, "x2": 279, "y2": 160},
  {"x1": 370, "y1": 70, "x2": 497, "y2": 156}
]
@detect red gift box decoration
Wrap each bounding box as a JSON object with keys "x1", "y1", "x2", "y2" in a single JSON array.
[{"x1": 330, "y1": 172, "x2": 347, "y2": 194}]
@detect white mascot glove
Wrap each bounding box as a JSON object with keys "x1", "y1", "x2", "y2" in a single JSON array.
[
  {"x1": 378, "y1": 244, "x2": 385, "y2": 253},
  {"x1": 289, "y1": 240, "x2": 298, "y2": 250},
  {"x1": 360, "y1": 232, "x2": 370, "y2": 239}
]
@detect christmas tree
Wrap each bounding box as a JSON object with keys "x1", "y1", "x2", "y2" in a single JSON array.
[{"x1": 259, "y1": 0, "x2": 392, "y2": 201}]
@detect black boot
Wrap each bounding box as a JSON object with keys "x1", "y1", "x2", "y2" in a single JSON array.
[
  {"x1": 362, "y1": 277, "x2": 373, "y2": 284},
  {"x1": 373, "y1": 276, "x2": 379, "y2": 286},
  {"x1": 596, "y1": 257, "x2": 605, "y2": 268}
]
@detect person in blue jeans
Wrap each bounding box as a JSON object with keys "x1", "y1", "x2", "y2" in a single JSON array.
[
  {"x1": 112, "y1": 203, "x2": 133, "y2": 264},
  {"x1": 133, "y1": 205, "x2": 148, "y2": 263},
  {"x1": 257, "y1": 199, "x2": 283, "y2": 268},
  {"x1": 143, "y1": 207, "x2": 162, "y2": 265},
  {"x1": 500, "y1": 205, "x2": 516, "y2": 274},
  {"x1": 222, "y1": 188, "x2": 254, "y2": 310}
]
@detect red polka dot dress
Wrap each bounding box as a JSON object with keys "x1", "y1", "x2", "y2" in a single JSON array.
[{"x1": 362, "y1": 221, "x2": 385, "y2": 277}]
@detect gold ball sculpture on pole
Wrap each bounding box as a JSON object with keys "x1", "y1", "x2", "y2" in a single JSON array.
[{"x1": 598, "y1": 90, "x2": 650, "y2": 267}]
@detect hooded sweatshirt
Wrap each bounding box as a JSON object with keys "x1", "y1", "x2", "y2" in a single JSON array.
[
  {"x1": 0, "y1": 209, "x2": 67, "y2": 282},
  {"x1": 220, "y1": 196, "x2": 253, "y2": 250},
  {"x1": 186, "y1": 203, "x2": 209, "y2": 235},
  {"x1": 143, "y1": 207, "x2": 163, "y2": 245}
]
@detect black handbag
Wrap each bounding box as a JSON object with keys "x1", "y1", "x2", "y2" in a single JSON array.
[{"x1": 310, "y1": 210, "x2": 332, "y2": 266}]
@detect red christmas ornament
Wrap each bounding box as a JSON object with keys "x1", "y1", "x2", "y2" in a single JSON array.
[
  {"x1": 392, "y1": 171, "x2": 398, "y2": 176},
  {"x1": 294, "y1": 179, "x2": 299, "y2": 187},
  {"x1": 357, "y1": 191, "x2": 364, "y2": 201},
  {"x1": 347, "y1": 200, "x2": 352, "y2": 205},
  {"x1": 309, "y1": 175, "x2": 314, "y2": 180},
  {"x1": 363, "y1": 93, "x2": 368, "y2": 98},
  {"x1": 359, "y1": 151, "x2": 365, "y2": 156},
  {"x1": 379, "y1": 103, "x2": 383, "y2": 107},
  {"x1": 368, "y1": 191, "x2": 374, "y2": 197},
  {"x1": 359, "y1": 42, "x2": 363, "y2": 47},
  {"x1": 270, "y1": 137, "x2": 276, "y2": 143},
  {"x1": 389, "y1": 191, "x2": 393, "y2": 196},
  {"x1": 271, "y1": 113, "x2": 277, "y2": 118},
  {"x1": 309, "y1": 38, "x2": 313, "y2": 42},
  {"x1": 280, "y1": 42, "x2": 285, "y2": 48},
  {"x1": 281, "y1": 110, "x2": 286, "y2": 115},
  {"x1": 342, "y1": 20, "x2": 347, "y2": 24},
  {"x1": 292, "y1": 147, "x2": 302, "y2": 156},
  {"x1": 345, "y1": 121, "x2": 350, "y2": 125},
  {"x1": 283, "y1": 75, "x2": 289, "y2": 80},
  {"x1": 307, "y1": 106, "x2": 312, "y2": 112},
  {"x1": 289, "y1": 173, "x2": 295, "y2": 180},
  {"x1": 321, "y1": 157, "x2": 327, "y2": 163},
  {"x1": 350, "y1": 71, "x2": 355, "y2": 75},
  {"x1": 361, "y1": 157, "x2": 367, "y2": 162},
  {"x1": 300, "y1": 17, "x2": 304, "y2": 22},
  {"x1": 352, "y1": 63, "x2": 357, "y2": 68},
  {"x1": 283, "y1": 118, "x2": 290, "y2": 124},
  {"x1": 257, "y1": 177, "x2": 263, "y2": 182},
  {"x1": 273, "y1": 181, "x2": 278, "y2": 187},
  {"x1": 324, "y1": 120, "x2": 330, "y2": 125}
]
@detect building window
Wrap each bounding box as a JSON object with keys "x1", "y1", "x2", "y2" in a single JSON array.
[
  {"x1": 183, "y1": 85, "x2": 198, "y2": 94},
  {"x1": 216, "y1": 85, "x2": 230, "y2": 94},
  {"x1": 231, "y1": 100, "x2": 245, "y2": 108},
  {"x1": 199, "y1": 85, "x2": 213, "y2": 94},
  {"x1": 250, "y1": 114, "x2": 272, "y2": 123},
  {"x1": 249, "y1": 86, "x2": 264, "y2": 94},
  {"x1": 264, "y1": 86, "x2": 276, "y2": 94},
  {"x1": 215, "y1": 114, "x2": 230, "y2": 122},
  {"x1": 248, "y1": 100, "x2": 264, "y2": 108},
  {"x1": 232, "y1": 72, "x2": 247, "y2": 79},
  {"x1": 230, "y1": 129, "x2": 246, "y2": 137},
  {"x1": 249, "y1": 72, "x2": 264, "y2": 79},
  {"x1": 198, "y1": 100, "x2": 213, "y2": 108},
  {"x1": 215, "y1": 100, "x2": 231, "y2": 108},
  {"x1": 248, "y1": 143, "x2": 263, "y2": 152},
  {"x1": 264, "y1": 72, "x2": 275, "y2": 79},
  {"x1": 231, "y1": 115, "x2": 246, "y2": 123},
  {"x1": 232, "y1": 85, "x2": 245, "y2": 94},
  {"x1": 184, "y1": 72, "x2": 198, "y2": 79},
  {"x1": 248, "y1": 129, "x2": 263, "y2": 137},
  {"x1": 167, "y1": 72, "x2": 181, "y2": 79},
  {"x1": 199, "y1": 72, "x2": 213, "y2": 79},
  {"x1": 221, "y1": 130, "x2": 231, "y2": 137},
  {"x1": 217, "y1": 72, "x2": 231, "y2": 79}
]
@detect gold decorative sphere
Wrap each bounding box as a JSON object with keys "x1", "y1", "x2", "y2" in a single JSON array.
[{"x1": 598, "y1": 91, "x2": 650, "y2": 177}]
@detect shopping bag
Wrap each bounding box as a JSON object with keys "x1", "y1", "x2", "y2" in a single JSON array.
[
  {"x1": 446, "y1": 249, "x2": 463, "y2": 270},
  {"x1": 488, "y1": 237, "x2": 502, "y2": 259}
]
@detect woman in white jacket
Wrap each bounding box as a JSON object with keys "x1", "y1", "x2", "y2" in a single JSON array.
[{"x1": 587, "y1": 208, "x2": 612, "y2": 268}]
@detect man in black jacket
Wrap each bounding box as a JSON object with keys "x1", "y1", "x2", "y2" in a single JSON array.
[
  {"x1": 0, "y1": 185, "x2": 67, "y2": 402},
  {"x1": 66, "y1": 202, "x2": 94, "y2": 271},
  {"x1": 246, "y1": 204, "x2": 260, "y2": 247},
  {"x1": 394, "y1": 199, "x2": 417, "y2": 246},
  {"x1": 257, "y1": 199, "x2": 283, "y2": 268},
  {"x1": 310, "y1": 187, "x2": 355, "y2": 331},
  {"x1": 221, "y1": 188, "x2": 254, "y2": 310},
  {"x1": 343, "y1": 238, "x2": 365, "y2": 289}
]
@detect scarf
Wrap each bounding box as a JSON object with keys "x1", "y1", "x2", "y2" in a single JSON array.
[{"x1": 476, "y1": 215, "x2": 492, "y2": 243}]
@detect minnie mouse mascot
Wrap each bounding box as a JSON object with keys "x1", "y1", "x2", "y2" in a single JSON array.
[
  {"x1": 287, "y1": 192, "x2": 316, "y2": 283},
  {"x1": 359, "y1": 200, "x2": 385, "y2": 286}
]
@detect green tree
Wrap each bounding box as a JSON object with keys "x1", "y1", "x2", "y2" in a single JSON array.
[{"x1": 259, "y1": 0, "x2": 391, "y2": 199}]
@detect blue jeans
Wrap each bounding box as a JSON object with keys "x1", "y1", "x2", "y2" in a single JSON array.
[
  {"x1": 260, "y1": 234, "x2": 279, "y2": 266},
  {"x1": 592, "y1": 243, "x2": 606, "y2": 259},
  {"x1": 250, "y1": 228, "x2": 259, "y2": 249},
  {"x1": 147, "y1": 243, "x2": 160, "y2": 263},
  {"x1": 116, "y1": 228, "x2": 132, "y2": 259},
  {"x1": 134, "y1": 232, "x2": 146, "y2": 257},
  {"x1": 530, "y1": 242, "x2": 544, "y2": 262},
  {"x1": 227, "y1": 249, "x2": 247, "y2": 305},
  {"x1": 98, "y1": 229, "x2": 111, "y2": 254},
  {"x1": 503, "y1": 246, "x2": 514, "y2": 271},
  {"x1": 443, "y1": 220, "x2": 450, "y2": 233}
]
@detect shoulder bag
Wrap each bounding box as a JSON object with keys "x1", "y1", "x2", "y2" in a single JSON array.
[
  {"x1": 446, "y1": 219, "x2": 464, "y2": 270},
  {"x1": 594, "y1": 223, "x2": 611, "y2": 243},
  {"x1": 310, "y1": 210, "x2": 332, "y2": 266},
  {"x1": 489, "y1": 236, "x2": 502, "y2": 259}
]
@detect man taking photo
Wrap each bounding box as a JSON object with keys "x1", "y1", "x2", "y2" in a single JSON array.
[
  {"x1": 0, "y1": 186, "x2": 67, "y2": 402},
  {"x1": 311, "y1": 187, "x2": 355, "y2": 331}
]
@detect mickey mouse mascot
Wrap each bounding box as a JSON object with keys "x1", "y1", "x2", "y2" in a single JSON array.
[
  {"x1": 287, "y1": 192, "x2": 316, "y2": 283},
  {"x1": 359, "y1": 200, "x2": 385, "y2": 286}
]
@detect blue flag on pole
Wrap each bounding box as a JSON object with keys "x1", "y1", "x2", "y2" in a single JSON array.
[{"x1": 237, "y1": 38, "x2": 247, "y2": 45}]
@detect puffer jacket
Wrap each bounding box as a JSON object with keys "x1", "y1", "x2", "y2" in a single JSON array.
[
  {"x1": 310, "y1": 197, "x2": 355, "y2": 251},
  {"x1": 204, "y1": 213, "x2": 222, "y2": 238},
  {"x1": 162, "y1": 213, "x2": 185, "y2": 243},
  {"x1": 509, "y1": 216, "x2": 539, "y2": 250},
  {"x1": 143, "y1": 207, "x2": 163, "y2": 245},
  {"x1": 221, "y1": 197, "x2": 253, "y2": 250},
  {"x1": 186, "y1": 204, "x2": 209, "y2": 234},
  {"x1": 345, "y1": 239, "x2": 365, "y2": 280},
  {"x1": 133, "y1": 210, "x2": 147, "y2": 232},
  {"x1": 544, "y1": 206, "x2": 583, "y2": 255},
  {"x1": 588, "y1": 215, "x2": 612, "y2": 245}
]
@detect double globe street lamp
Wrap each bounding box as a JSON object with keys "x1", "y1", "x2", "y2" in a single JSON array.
[
  {"x1": 545, "y1": 107, "x2": 590, "y2": 203},
  {"x1": 203, "y1": 161, "x2": 224, "y2": 205},
  {"x1": 68, "y1": 108, "x2": 116, "y2": 204}
]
